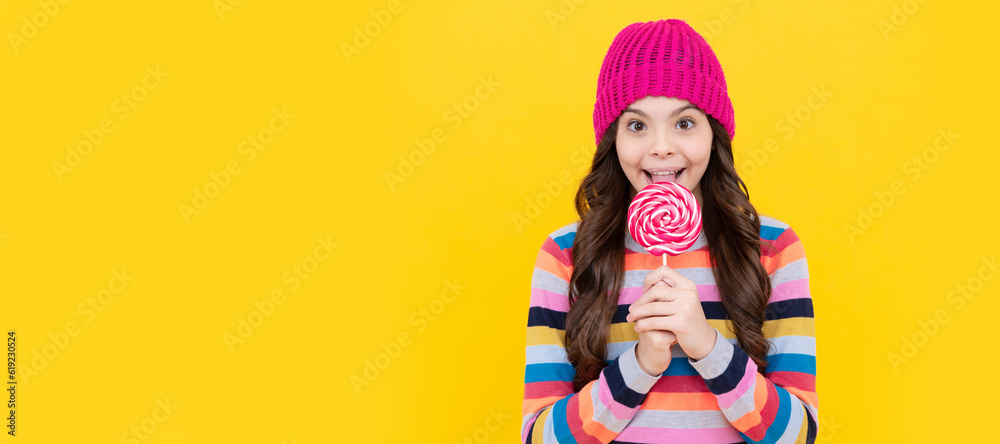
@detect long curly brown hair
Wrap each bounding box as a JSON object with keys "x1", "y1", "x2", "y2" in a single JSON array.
[{"x1": 564, "y1": 113, "x2": 778, "y2": 392}]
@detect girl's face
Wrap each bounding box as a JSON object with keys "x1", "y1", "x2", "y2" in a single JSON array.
[{"x1": 615, "y1": 95, "x2": 714, "y2": 204}]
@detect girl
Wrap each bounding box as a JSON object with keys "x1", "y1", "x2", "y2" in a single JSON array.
[{"x1": 521, "y1": 19, "x2": 818, "y2": 443}]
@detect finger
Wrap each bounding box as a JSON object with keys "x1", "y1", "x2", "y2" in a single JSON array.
[
  {"x1": 639, "y1": 331, "x2": 677, "y2": 349},
  {"x1": 642, "y1": 265, "x2": 696, "y2": 292},
  {"x1": 634, "y1": 316, "x2": 677, "y2": 333},
  {"x1": 630, "y1": 282, "x2": 678, "y2": 310},
  {"x1": 651, "y1": 330, "x2": 678, "y2": 346},
  {"x1": 647, "y1": 328, "x2": 678, "y2": 343},
  {"x1": 626, "y1": 301, "x2": 678, "y2": 322},
  {"x1": 629, "y1": 282, "x2": 670, "y2": 310},
  {"x1": 642, "y1": 268, "x2": 674, "y2": 292}
]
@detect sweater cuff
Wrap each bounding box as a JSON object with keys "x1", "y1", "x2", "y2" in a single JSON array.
[
  {"x1": 688, "y1": 329, "x2": 735, "y2": 379},
  {"x1": 618, "y1": 343, "x2": 662, "y2": 391}
]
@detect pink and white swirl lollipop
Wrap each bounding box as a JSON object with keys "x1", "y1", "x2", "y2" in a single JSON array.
[{"x1": 627, "y1": 182, "x2": 702, "y2": 265}]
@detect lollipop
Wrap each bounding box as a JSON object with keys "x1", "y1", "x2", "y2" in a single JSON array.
[{"x1": 627, "y1": 182, "x2": 702, "y2": 265}]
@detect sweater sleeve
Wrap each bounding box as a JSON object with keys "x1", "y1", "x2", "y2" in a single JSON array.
[
  {"x1": 688, "y1": 226, "x2": 819, "y2": 443},
  {"x1": 521, "y1": 233, "x2": 661, "y2": 444}
]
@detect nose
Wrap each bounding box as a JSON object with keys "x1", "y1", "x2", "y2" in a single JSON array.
[{"x1": 649, "y1": 131, "x2": 675, "y2": 157}]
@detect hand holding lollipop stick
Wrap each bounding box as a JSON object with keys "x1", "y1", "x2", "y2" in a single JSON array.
[{"x1": 627, "y1": 182, "x2": 702, "y2": 266}]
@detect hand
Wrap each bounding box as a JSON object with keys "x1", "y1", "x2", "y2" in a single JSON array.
[
  {"x1": 634, "y1": 321, "x2": 676, "y2": 376},
  {"x1": 626, "y1": 265, "x2": 717, "y2": 362}
]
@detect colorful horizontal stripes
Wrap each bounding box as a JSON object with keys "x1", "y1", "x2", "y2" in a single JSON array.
[{"x1": 521, "y1": 216, "x2": 818, "y2": 443}]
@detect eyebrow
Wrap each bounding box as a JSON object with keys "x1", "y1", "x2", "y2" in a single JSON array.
[{"x1": 622, "y1": 104, "x2": 701, "y2": 118}]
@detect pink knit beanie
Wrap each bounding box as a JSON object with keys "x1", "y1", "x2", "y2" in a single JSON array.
[{"x1": 593, "y1": 19, "x2": 735, "y2": 145}]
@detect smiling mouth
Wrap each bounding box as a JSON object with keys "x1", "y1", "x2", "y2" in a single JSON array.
[{"x1": 644, "y1": 169, "x2": 684, "y2": 184}]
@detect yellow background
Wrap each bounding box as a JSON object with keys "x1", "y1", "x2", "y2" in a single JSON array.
[{"x1": 2, "y1": 0, "x2": 997, "y2": 442}]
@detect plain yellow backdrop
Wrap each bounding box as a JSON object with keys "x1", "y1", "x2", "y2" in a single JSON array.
[{"x1": 1, "y1": 0, "x2": 998, "y2": 442}]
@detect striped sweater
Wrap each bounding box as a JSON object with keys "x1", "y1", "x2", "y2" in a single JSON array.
[{"x1": 521, "y1": 215, "x2": 818, "y2": 443}]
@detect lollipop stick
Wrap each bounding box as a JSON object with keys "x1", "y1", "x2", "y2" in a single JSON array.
[{"x1": 662, "y1": 254, "x2": 667, "y2": 267}]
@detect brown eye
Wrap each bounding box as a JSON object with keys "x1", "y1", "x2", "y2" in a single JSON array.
[
  {"x1": 627, "y1": 121, "x2": 645, "y2": 132},
  {"x1": 676, "y1": 118, "x2": 694, "y2": 130}
]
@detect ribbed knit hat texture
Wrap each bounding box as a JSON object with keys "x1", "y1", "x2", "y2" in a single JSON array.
[{"x1": 593, "y1": 19, "x2": 735, "y2": 145}]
